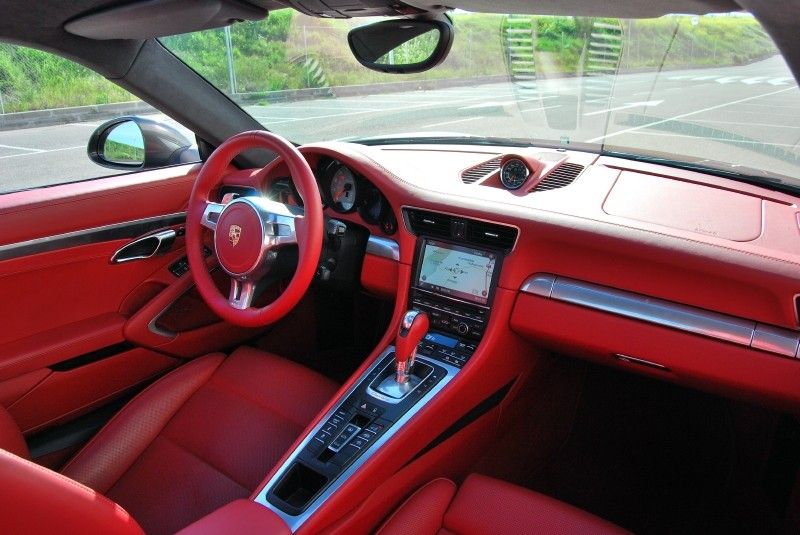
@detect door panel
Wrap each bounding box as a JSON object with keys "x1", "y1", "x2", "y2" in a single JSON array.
[{"x1": 0, "y1": 163, "x2": 257, "y2": 438}]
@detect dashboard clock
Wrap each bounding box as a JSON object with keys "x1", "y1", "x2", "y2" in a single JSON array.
[{"x1": 500, "y1": 158, "x2": 530, "y2": 190}]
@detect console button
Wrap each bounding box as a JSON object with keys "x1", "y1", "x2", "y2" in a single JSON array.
[
  {"x1": 328, "y1": 423, "x2": 360, "y2": 452},
  {"x1": 355, "y1": 400, "x2": 384, "y2": 417},
  {"x1": 350, "y1": 437, "x2": 369, "y2": 449},
  {"x1": 312, "y1": 430, "x2": 331, "y2": 445},
  {"x1": 366, "y1": 422, "x2": 384, "y2": 434}
]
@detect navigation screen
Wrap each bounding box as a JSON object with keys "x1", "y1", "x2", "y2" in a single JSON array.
[{"x1": 417, "y1": 240, "x2": 497, "y2": 305}]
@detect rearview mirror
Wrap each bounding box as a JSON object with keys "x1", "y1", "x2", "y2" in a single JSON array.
[
  {"x1": 348, "y1": 16, "x2": 454, "y2": 74},
  {"x1": 88, "y1": 116, "x2": 199, "y2": 170}
]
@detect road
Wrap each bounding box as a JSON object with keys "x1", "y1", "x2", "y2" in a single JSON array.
[{"x1": 1, "y1": 55, "x2": 798, "y2": 192}]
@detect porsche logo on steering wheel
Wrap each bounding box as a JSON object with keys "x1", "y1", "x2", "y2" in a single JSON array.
[{"x1": 228, "y1": 224, "x2": 242, "y2": 247}]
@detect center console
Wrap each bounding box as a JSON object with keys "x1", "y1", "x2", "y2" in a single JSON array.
[
  {"x1": 410, "y1": 238, "x2": 501, "y2": 368},
  {"x1": 254, "y1": 230, "x2": 504, "y2": 531}
]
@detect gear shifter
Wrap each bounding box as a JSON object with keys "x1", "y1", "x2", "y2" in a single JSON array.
[
  {"x1": 373, "y1": 310, "x2": 430, "y2": 399},
  {"x1": 394, "y1": 310, "x2": 429, "y2": 384}
]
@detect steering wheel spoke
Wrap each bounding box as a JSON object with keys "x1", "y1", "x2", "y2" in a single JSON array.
[
  {"x1": 201, "y1": 202, "x2": 225, "y2": 231},
  {"x1": 229, "y1": 277, "x2": 257, "y2": 310},
  {"x1": 260, "y1": 198, "x2": 303, "y2": 248}
]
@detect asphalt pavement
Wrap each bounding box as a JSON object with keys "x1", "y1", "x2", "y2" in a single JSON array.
[{"x1": 1, "y1": 55, "x2": 798, "y2": 192}]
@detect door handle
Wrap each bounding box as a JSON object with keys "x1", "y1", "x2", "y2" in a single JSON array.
[{"x1": 111, "y1": 229, "x2": 176, "y2": 264}]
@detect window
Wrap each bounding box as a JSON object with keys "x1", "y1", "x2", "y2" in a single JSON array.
[{"x1": 0, "y1": 44, "x2": 196, "y2": 194}]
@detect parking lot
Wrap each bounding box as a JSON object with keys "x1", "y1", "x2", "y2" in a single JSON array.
[{"x1": 1, "y1": 55, "x2": 798, "y2": 191}]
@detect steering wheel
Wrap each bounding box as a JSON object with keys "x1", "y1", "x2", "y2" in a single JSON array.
[{"x1": 186, "y1": 131, "x2": 323, "y2": 328}]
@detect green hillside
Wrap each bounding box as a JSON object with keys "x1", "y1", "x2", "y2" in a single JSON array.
[{"x1": 0, "y1": 12, "x2": 779, "y2": 113}]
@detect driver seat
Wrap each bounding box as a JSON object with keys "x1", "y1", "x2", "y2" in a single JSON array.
[{"x1": 0, "y1": 346, "x2": 338, "y2": 535}]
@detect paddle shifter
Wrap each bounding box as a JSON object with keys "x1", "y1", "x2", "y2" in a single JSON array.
[{"x1": 395, "y1": 310, "x2": 429, "y2": 384}]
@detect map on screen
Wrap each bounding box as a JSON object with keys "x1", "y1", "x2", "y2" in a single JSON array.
[{"x1": 418, "y1": 241, "x2": 496, "y2": 304}]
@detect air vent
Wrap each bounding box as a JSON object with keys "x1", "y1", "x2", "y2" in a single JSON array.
[
  {"x1": 406, "y1": 209, "x2": 454, "y2": 239},
  {"x1": 405, "y1": 208, "x2": 518, "y2": 251},
  {"x1": 533, "y1": 162, "x2": 584, "y2": 191},
  {"x1": 461, "y1": 157, "x2": 501, "y2": 184},
  {"x1": 466, "y1": 220, "x2": 518, "y2": 250}
]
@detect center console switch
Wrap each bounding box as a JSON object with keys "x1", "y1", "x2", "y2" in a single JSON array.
[{"x1": 265, "y1": 353, "x2": 446, "y2": 516}]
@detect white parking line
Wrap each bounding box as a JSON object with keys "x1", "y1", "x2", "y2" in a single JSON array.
[
  {"x1": 0, "y1": 143, "x2": 45, "y2": 153},
  {"x1": 0, "y1": 145, "x2": 84, "y2": 160},
  {"x1": 687, "y1": 119, "x2": 800, "y2": 129},
  {"x1": 519, "y1": 104, "x2": 563, "y2": 113},
  {"x1": 421, "y1": 116, "x2": 485, "y2": 129},
  {"x1": 587, "y1": 86, "x2": 798, "y2": 143},
  {"x1": 252, "y1": 92, "x2": 534, "y2": 125},
  {"x1": 626, "y1": 130, "x2": 800, "y2": 147}
]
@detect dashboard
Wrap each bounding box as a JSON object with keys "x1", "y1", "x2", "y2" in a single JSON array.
[{"x1": 222, "y1": 139, "x2": 800, "y2": 412}]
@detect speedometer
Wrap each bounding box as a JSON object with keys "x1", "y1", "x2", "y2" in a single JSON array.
[
  {"x1": 500, "y1": 159, "x2": 530, "y2": 190},
  {"x1": 329, "y1": 166, "x2": 358, "y2": 213}
]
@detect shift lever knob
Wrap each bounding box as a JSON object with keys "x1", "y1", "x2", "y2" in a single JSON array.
[{"x1": 395, "y1": 310, "x2": 429, "y2": 384}]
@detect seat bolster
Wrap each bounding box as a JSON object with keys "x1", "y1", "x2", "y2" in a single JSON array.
[
  {"x1": 444, "y1": 474, "x2": 631, "y2": 535},
  {"x1": 0, "y1": 449, "x2": 143, "y2": 534},
  {"x1": 377, "y1": 478, "x2": 458, "y2": 535},
  {"x1": 0, "y1": 404, "x2": 28, "y2": 459},
  {"x1": 62, "y1": 353, "x2": 226, "y2": 493}
]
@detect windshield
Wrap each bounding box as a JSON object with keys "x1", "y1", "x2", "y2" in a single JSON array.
[{"x1": 162, "y1": 10, "x2": 800, "y2": 185}]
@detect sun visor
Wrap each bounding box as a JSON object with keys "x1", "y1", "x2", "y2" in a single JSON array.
[{"x1": 64, "y1": 0, "x2": 267, "y2": 40}]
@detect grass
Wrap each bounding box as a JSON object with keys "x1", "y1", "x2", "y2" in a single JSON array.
[
  {"x1": 0, "y1": 11, "x2": 780, "y2": 113},
  {"x1": 103, "y1": 139, "x2": 144, "y2": 164}
]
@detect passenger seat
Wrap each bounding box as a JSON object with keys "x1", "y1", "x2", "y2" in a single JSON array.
[{"x1": 378, "y1": 474, "x2": 629, "y2": 535}]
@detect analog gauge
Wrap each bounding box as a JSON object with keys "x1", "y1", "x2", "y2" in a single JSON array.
[
  {"x1": 500, "y1": 159, "x2": 530, "y2": 190},
  {"x1": 358, "y1": 187, "x2": 384, "y2": 225},
  {"x1": 329, "y1": 166, "x2": 358, "y2": 213}
]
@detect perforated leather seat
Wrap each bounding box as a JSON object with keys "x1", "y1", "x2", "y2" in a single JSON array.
[
  {"x1": 378, "y1": 474, "x2": 630, "y2": 535},
  {"x1": 0, "y1": 347, "x2": 338, "y2": 535}
]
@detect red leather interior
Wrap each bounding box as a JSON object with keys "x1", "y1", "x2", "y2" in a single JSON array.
[
  {"x1": 0, "y1": 161, "x2": 269, "y2": 439},
  {"x1": 0, "y1": 164, "x2": 197, "y2": 245},
  {"x1": 187, "y1": 131, "x2": 324, "y2": 327},
  {"x1": 510, "y1": 295, "x2": 800, "y2": 412},
  {"x1": 177, "y1": 500, "x2": 291, "y2": 535},
  {"x1": 63, "y1": 347, "x2": 338, "y2": 535},
  {"x1": 0, "y1": 405, "x2": 28, "y2": 459},
  {"x1": 360, "y1": 254, "x2": 398, "y2": 299},
  {"x1": 122, "y1": 260, "x2": 264, "y2": 358},
  {"x1": 377, "y1": 474, "x2": 629, "y2": 535},
  {"x1": 9, "y1": 348, "x2": 177, "y2": 434},
  {"x1": 0, "y1": 449, "x2": 143, "y2": 535}
]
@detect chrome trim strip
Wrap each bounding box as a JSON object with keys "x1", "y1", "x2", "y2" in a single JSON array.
[
  {"x1": 752, "y1": 324, "x2": 800, "y2": 358},
  {"x1": 253, "y1": 346, "x2": 461, "y2": 531},
  {"x1": 519, "y1": 274, "x2": 556, "y2": 298},
  {"x1": 615, "y1": 354, "x2": 670, "y2": 371},
  {"x1": 520, "y1": 273, "x2": 800, "y2": 359},
  {"x1": 366, "y1": 235, "x2": 400, "y2": 261},
  {"x1": 550, "y1": 277, "x2": 755, "y2": 346},
  {"x1": 0, "y1": 212, "x2": 186, "y2": 261}
]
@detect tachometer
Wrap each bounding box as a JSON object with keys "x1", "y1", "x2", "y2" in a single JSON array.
[
  {"x1": 500, "y1": 159, "x2": 530, "y2": 190},
  {"x1": 329, "y1": 166, "x2": 358, "y2": 213}
]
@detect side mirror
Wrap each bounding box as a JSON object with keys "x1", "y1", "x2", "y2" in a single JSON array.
[
  {"x1": 348, "y1": 16, "x2": 454, "y2": 74},
  {"x1": 88, "y1": 116, "x2": 198, "y2": 170}
]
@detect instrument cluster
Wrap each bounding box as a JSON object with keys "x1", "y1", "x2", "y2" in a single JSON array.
[{"x1": 268, "y1": 158, "x2": 397, "y2": 235}]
